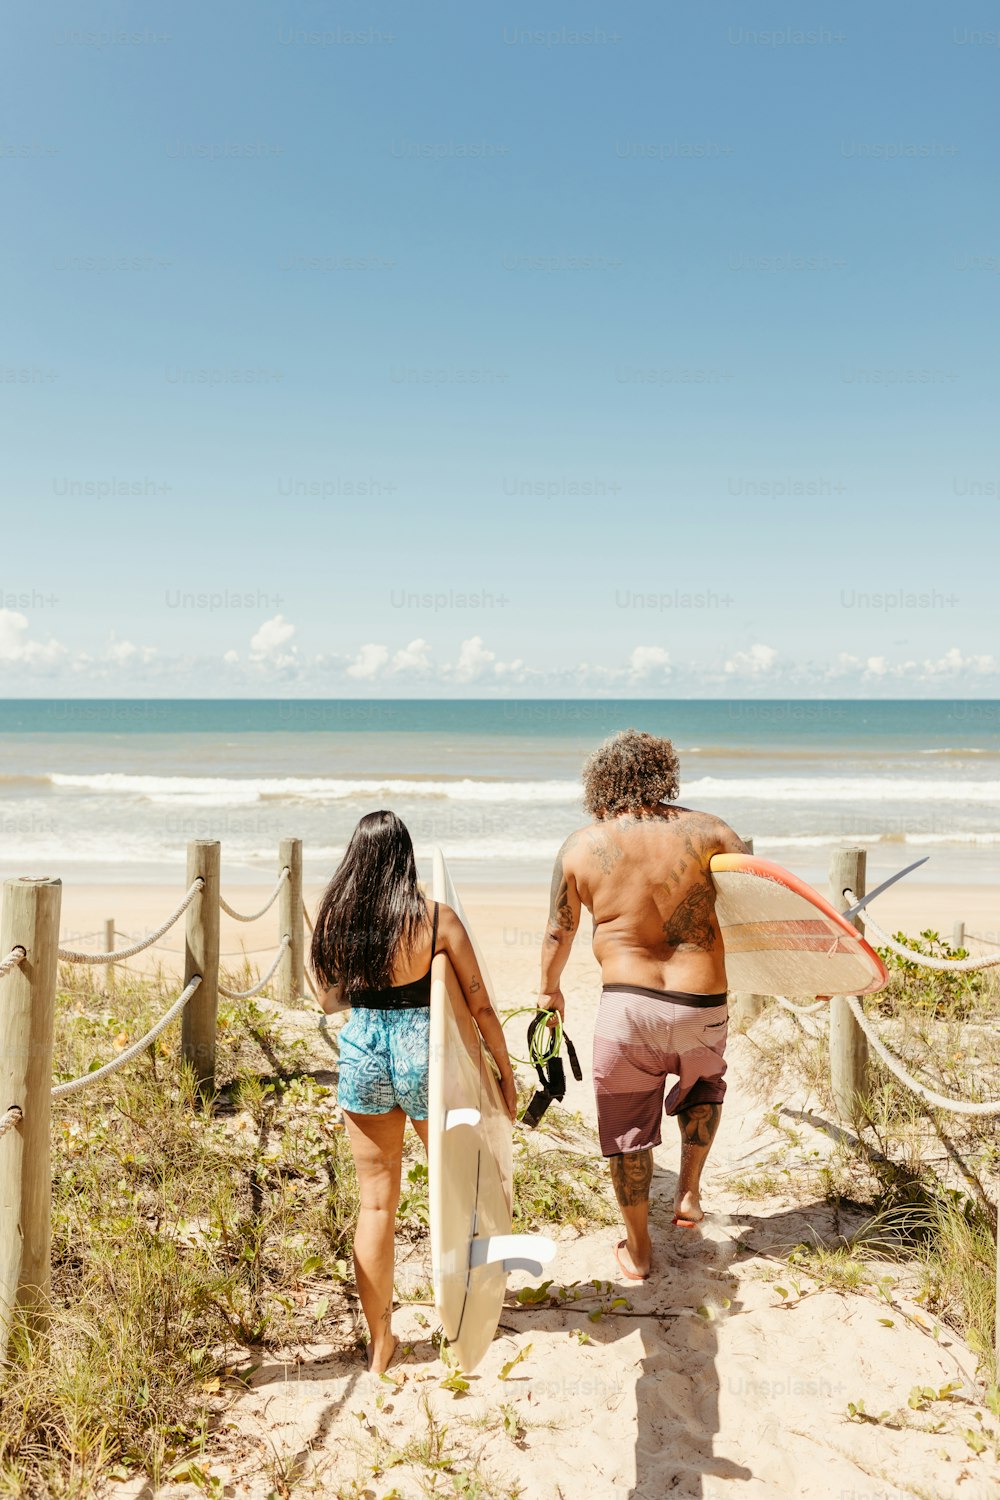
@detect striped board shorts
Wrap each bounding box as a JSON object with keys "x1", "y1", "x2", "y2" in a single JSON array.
[{"x1": 592, "y1": 984, "x2": 729, "y2": 1156}]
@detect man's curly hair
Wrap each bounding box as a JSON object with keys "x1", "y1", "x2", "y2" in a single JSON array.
[{"x1": 582, "y1": 729, "x2": 681, "y2": 819}]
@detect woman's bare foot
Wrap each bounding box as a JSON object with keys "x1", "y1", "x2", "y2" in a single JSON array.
[
  {"x1": 367, "y1": 1334, "x2": 398, "y2": 1375},
  {"x1": 673, "y1": 1189, "x2": 704, "y2": 1226}
]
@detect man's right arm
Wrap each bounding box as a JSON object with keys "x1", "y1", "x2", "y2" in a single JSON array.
[{"x1": 539, "y1": 833, "x2": 582, "y2": 1019}]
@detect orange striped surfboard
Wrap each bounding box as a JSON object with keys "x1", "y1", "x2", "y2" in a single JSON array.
[{"x1": 710, "y1": 853, "x2": 888, "y2": 998}]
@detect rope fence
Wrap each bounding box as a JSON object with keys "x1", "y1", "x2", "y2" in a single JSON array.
[
  {"x1": 845, "y1": 895, "x2": 1000, "y2": 974},
  {"x1": 219, "y1": 936, "x2": 290, "y2": 1000},
  {"x1": 51, "y1": 975, "x2": 203, "y2": 1100},
  {"x1": 744, "y1": 848, "x2": 1000, "y2": 1358},
  {"x1": 843, "y1": 995, "x2": 1000, "y2": 1118},
  {"x1": 0, "y1": 946, "x2": 26, "y2": 981},
  {"x1": 0, "y1": 836, "x2": 312, "y2": 1361},
  {"x1": 112, "y1": 928, "x2": 287, "y2": 960},
  {"x1": 219, "y1": 866, "x2": 289, "y2": 923},
  {"x1": 4, "y1": 838, "x2": 999, "y2": 1357},
  {"x1": 57, "y1": 879, "x2": 204, "y2": 964}
]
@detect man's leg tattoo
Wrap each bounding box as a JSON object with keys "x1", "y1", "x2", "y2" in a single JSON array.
[
  {"x1": 678, "y1": 1102, "x2": 722, "y2": 1150},
  {"x1": 609, "y1": 1148, "x2": 653, "y2": 1208}
]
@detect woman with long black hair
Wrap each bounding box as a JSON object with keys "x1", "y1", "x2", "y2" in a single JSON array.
[{"x1": 311, "y1": 809, "x2": 517, "y2": 1373}]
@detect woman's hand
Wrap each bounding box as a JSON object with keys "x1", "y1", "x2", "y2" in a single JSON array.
[{"x1": 500, "y1": 1070, "x2": 518, "y2": 1122}]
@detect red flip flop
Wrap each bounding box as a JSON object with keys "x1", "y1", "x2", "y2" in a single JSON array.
[
  {"x1": 614, "y1": 1239, "x2": 649, "y2": 1281},
  {"x1": 672, "y1": 1214, "x2": 703, "y2": 1229}
]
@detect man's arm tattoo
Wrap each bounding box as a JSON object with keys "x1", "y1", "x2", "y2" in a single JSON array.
[
  {"x1": 662, "y1": 884, "x2": 718, "y2": 951},
  {"x1": 548, "y1": 836, "x2": 579, "y2": 931},
  {"x1": 678, "y1": 1102, "x2": 722, "y2": 1149},
  {"x1": 609, "y1": 1148, "x2": 653, "y2": 1208}
]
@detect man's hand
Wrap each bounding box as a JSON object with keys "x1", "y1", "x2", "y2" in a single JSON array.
[{"x1": 538, "y1": 988, "x2": 564, "y2": 1025}]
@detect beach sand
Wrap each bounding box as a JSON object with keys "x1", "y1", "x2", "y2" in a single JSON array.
[
  {"x1": 58, "y1": 878, "x2": 1000, "y2": 984},
  {"x1": 61, "y1": 878, "x2": 1000, "y2": 1497}
]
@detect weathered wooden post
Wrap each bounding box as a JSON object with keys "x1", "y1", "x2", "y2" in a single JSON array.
[
  {"x1": 182, "y1": 840, "x2": 220, "y2": 1100},
  {"x1": 729, "y1": 837, "x2": 766, "y2": 1028},
  {"x1": 829, "y1": 847, "x2": 869, "y2": 1122},
  {"x1": 952, "y1": 920, "x2": 966, "y2": 951},
  {"x1": 0, "y1": 876, "x2": 62, "y2": 1363},
  {"x1": 278, "y1": 837, "x2": 304, "y2": 1003},
  {"x1": 104, "y1": 916, "x2": 116, "y2": 995}
]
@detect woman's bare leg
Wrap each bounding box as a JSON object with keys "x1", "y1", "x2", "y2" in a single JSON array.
[{"x1": 342, "y1": 1106, "x2": 406, "y2": 1372}]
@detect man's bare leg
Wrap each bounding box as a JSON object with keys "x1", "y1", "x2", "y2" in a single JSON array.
[
  {"x1": 609, "y1": 1149, "x2": 653, "y2": 1277},
  {"x1": 674, "y1": 1102, "x2": 722, "y2": 1223}
]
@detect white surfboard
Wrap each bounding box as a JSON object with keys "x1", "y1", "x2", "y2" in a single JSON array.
[
  {"x1": 428, "y1": 848, "x2": 555, "y2": 1372},
  {"x1": 710, "y1": 853, "x2": 888, "y2": 998}
]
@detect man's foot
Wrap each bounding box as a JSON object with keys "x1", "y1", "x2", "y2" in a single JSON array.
[
  {"x1": 673, "y1": 1190, "x2": 704, "y2": 1227},
  {"x1": 614, "y1": 1238, "x2": 651, "y2": 1281},
  {"x1": 367, "y1": 1334, "x2": 399, "y2": 1375}
]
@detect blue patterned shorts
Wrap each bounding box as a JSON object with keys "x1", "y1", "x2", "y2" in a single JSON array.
[{"x1": 336, "y1": 1008, "x2": 430, "y2": 1119}]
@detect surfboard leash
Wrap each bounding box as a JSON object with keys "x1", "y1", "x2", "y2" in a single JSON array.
[{"x1": 503, "y1": 1007, "x2": 583, "y2": 1127}]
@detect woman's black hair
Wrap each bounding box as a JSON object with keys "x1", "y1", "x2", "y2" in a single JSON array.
[{"x1": 311, "y1": 809, "x2": 427, "y2": 994}]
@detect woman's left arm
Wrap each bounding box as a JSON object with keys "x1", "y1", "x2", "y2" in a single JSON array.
[{"x1": 437, "y1": 906, "x2": 517, "y2": 1120}]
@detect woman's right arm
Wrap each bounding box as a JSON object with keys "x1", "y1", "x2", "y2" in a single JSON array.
[
  {"x1": 316, "y1": 977, "x2": 346, "y2": 1014},
  {"x1": 437, "y1": 905, "x2": 517, "y2": 1121}
]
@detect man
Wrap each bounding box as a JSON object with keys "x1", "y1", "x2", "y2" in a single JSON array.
[{"x1": 538, "y1": 728, "x2": 747, "y2": 1281}]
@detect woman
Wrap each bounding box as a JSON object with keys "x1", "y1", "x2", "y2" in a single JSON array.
[{"x1": 311, "y1": 809, "x2": 517, "y2": 1374}]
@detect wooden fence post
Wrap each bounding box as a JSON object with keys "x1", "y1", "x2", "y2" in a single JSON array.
[
  {"x1": 104, "y1": 916, "x2": 116, "y2": 995},
  {"x1": 0, "y1": 876, "x2": 62, "y2": 1363},
  {"x1": 278, "y1": 837, "x2": 304, "y2": 1003},
  {"x1": 730, "y1": 837, "x2": 767, "y2": 1027},
  {"x1": 829, "y1": 847, "x2": 870, "y2": 1122},
  {"x1": 182, "y1": 840, "x2": 220, "y2": 1101},
  {"x1": 952, "y1": 920, "x2": 966, "y2": 951}
]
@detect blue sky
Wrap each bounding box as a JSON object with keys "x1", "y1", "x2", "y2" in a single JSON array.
[{"x1": 2, "y1": 0, "x2": 998, "y2": 696}]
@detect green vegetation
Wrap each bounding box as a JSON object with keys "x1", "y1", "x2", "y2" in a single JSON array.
[
  {"x1": 739, "y1": 929, "x2": 1000, "y2": 1377},
  {"x1": 0, "y1": 965, "x2": 615, "y2": 1496}
]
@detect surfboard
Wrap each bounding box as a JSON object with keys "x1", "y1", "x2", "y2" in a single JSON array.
[
  {"x1": 710, "y1": 853, "x2": 888, "y2": 998},
  {"x1": 428, "y1": 848, "x2": 555, "y2": 1372}
]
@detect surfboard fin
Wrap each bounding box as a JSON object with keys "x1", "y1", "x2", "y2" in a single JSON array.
[
  {"x1": 469, "y1": 1233, "x2": 557, "y2": 1276},
  {"x1": 444, "y1": 1107, "x2": 481, "y2": 1130}
]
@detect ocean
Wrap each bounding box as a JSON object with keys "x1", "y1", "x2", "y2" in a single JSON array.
[{"x1": 1, "y1": 699, "x2": 999, "y2": 888}]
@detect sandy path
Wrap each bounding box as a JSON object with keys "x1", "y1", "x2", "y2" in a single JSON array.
[{"x1": 92, "y1": 881, "x2": 1000, "y2": 1498}]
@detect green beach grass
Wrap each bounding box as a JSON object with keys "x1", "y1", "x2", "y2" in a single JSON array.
[{"x1": 0, "y1": 963, "x2": 615, "y2": 1497}]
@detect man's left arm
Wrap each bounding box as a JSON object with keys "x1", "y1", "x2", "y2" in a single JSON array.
[{"x1": 705, "y1": 819, "x2": 750, "y2": 859}]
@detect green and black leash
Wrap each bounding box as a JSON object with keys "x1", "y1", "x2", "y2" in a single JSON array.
[{"x1": 503, "y1": 1007, "x2": 583, "y2": 1127}]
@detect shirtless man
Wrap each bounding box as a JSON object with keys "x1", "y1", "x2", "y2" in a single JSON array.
[{"x1": 538, "y1": 729, "x2": 747, "y2": 1281}]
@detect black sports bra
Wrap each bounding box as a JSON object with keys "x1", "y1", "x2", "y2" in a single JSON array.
[{"x1": 349, "y1": 902, "x2": 439, "y2": 1010}]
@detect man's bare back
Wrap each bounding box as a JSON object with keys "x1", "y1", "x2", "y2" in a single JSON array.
[{"x1": 550, "y1": 806, "x2": 748, "y2": 995}]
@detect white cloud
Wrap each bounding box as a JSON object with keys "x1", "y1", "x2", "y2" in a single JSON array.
[
  {"x1": 450, "y1": 635, "x2": 496, "y2": 683},
  {"x1": 223, "y1": 649, "x2": 240, "y2": 664},
  {"x1": 922, "y1": 646, "x2": 997, "y2": 677},
  {"x1": 347, "y1": 643, "x2": 390, "y2": 680},
  {"x1": 249, "y1": 614, "x2": 297, "y2": 670},
  {"x1": 392, "y1": 638, "x2": 432, "y2": 674},
  {"x1": 724, "y1": 642, "x2": 778, "y2": 677},
  {"x1": 0, "y1": 609, "x2": 67, "y2": 668},
  {"x1": 628, "y1": 645, "x2": 671, "y2": 683},
  {"x1": 105, "y1": 635, "x2": 156, "y2": 666},
  {"x1": 494, "y1": 657, "x2": 531, "y2": 683}
]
